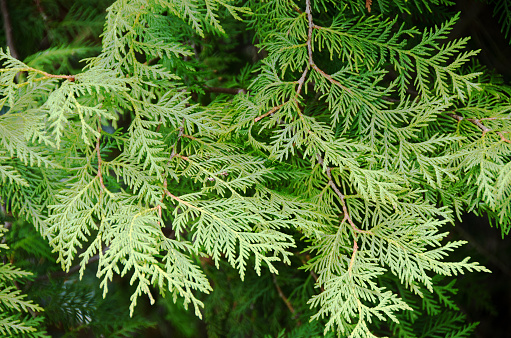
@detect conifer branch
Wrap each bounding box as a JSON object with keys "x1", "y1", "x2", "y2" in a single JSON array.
[
  {"x1": 0, "y1": 1, "x2": 498, "y2": 335},
  {"x1": 447, "y1": 112, "x2": 511, "y2": 143},
  {"x1": 1, "y1": 66, "x2": 76, "y2": 82},
  {"x1": 316, "y1": 154, "x2": 371, "y2": 276},
  {"x1": 254, "y1": 0, "x2": 351, "y2": 124},
  {"x1": 305, "y1": 0, "x2": 351, "y2": 94},
  {"x1": 254, "y1": 104, "x2": 284, "y2": 122},
  {"x1": 32, "y1": 68, "x2": 75, "y2": 81}
]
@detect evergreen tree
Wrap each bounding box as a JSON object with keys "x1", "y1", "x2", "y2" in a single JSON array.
[{"x1": 1, "y1": 0, "x2": 510, "y2": 336}]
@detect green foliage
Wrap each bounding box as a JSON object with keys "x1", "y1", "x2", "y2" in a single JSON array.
[
  {"x1": 1, "y1": 0, "x2": 511, "y2": 336},
  {"x1": 490, "y1": 0, "x2": 511, "y2": 43},
  {"x1": 0, "y1": 225, "x2": 47, "y2": 337}
]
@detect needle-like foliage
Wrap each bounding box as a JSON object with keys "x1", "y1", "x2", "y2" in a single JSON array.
[{"x1": 1, "y1": 0, "x2": 510, "y2": 336}]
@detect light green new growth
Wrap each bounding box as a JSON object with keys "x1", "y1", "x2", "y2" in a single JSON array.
[{"x1": 1, "y1": 0, "x2": 510, "y2": 336}]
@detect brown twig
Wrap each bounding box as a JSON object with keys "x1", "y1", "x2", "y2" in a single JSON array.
[
  {"x1": 254, "y1": 104, "x2": 284, "y2": 122},
  {"x1": 95, "y1": 127, "x2": 108, "y2": 191},
  {"x1": 37, "y1": 70, "x2": 75, "y2": 82},
  {"x1": 317, "y1": 154, "x2": 370, "y2": 274},
  {"x1": 311, "y1": 64, "x2": 351, "y2": 93},
  {"x1": 305, "y1": 2, "x2": 351, "y2": 94},
  {"x1": 305, "y1": 0, "x2": 314, "y2": 64},
  {"x1": 182, "y1": 133, "x2": 198, "y2": 141},
  {"x1": 272, "y1": 273, "x2": 300, "y2": 324},
  {"x1": 292, "y1": 4, "x2": 303, "y2": 15},
  {"x1": 253, "y1": 0, "x2": 351, "y2": 125},
  {"x1": 296, "y1": 67, "x2": 309, "y2": 97},
  {"x1": 447, "y1": 112, "x2": 511, "y2": 143}
]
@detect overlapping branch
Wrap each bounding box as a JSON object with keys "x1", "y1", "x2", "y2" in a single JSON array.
[
  {"x1": 317, "y1": 155, "x2": 370, "y2": 274},
  {"x1": 253, "y1": 0, "x2": 350, "y2": 123},
  {"x1": 253, "y1": 0, "x2": 364, "y2": 273}
]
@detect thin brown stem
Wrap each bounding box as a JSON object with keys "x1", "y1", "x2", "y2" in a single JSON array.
[
  {"x1": 95, "y1": 126, "x2": 108, "y2": 191},
  {"x1": 296, "y1": 67, "x2": 309, "y2": 97},
  {"x1": 272, "y1": 273, "x2": 300, "y2": 324},
  {"x1": 254, "y1": 0, "x2": 351, "y2": 125},
  {"x1": 7, "y1": 66, "x2": 76, "y2": 82},
  {"x1": 317, "y1": 155, "x2": 370, "y2": 275},
  {"x1": 305, "y1": 0, "x2": 351, "y2": 94},
  {"x1": 38, "y1": 70, "x2": 75, "y2": 82},
  {"x1": 292, "y1": 4, "x2": 303, "y2": 15},
  {"x1": 447, "y1": 112, "x2": 511, "y2": 143},
  {"x1": 182, "y1": 133, "x2": 198, "y2": 141},
  {"x1": 305, "y1": 0, "x2": 314, "y2": 65},
  {"x1": 311, "y1": 63, "x2": 351, "y2": 93},
  {"x1": 254, "y1": 104, "x2": 284, "y2": 122}
]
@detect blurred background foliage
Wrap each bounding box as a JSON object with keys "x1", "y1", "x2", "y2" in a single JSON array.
[{"x1": 1, "y1": 0, "x2": 511, "y2": 336}]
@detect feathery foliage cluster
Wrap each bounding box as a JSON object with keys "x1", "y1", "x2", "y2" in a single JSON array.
[
  {"x1": 1, "y1": 0, "x2": 511, "y2": 336},
  {"x1": 0, "y1": 224, "x2": 46, "y2": 337}
]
